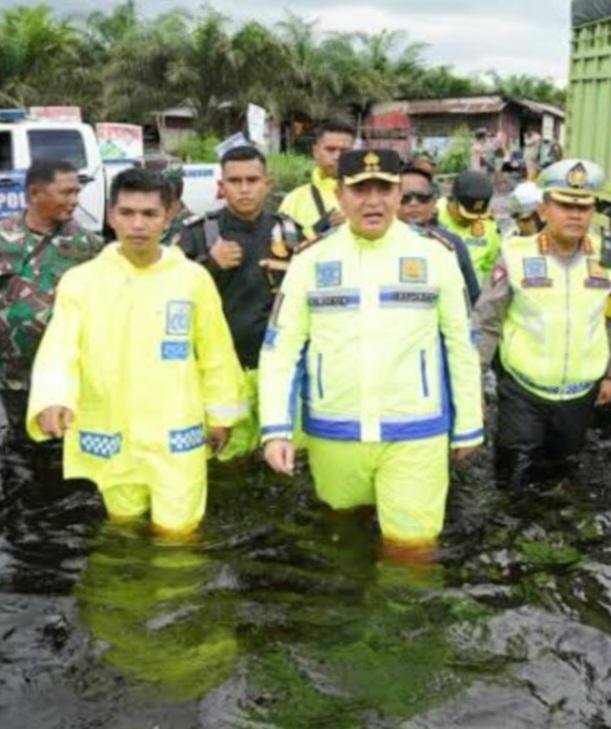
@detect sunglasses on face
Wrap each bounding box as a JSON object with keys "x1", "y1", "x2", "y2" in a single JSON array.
[{"x1": 401, "y1": 191, "x2": 434, "y2": 204}]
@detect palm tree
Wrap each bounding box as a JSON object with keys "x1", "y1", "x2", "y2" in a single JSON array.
[{"x1": 0, "y1": 3, "x2": 79, "y2": 106}]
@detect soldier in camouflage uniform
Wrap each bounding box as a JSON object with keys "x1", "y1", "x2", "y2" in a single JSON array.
[
  {"x1": 0, "y1": 159, "x2": 102, "y2": 443},
  {"x1": 160, "y1": 167, "x2": 193, "y2": 246}
]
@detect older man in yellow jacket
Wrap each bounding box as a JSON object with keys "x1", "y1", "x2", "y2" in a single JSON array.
[
  {"x1": 260, "y1": 150, "x2": 483, "y2": 559},
  {"x1": 27, "y1": 169, "x2": 244, "y2": 535}
]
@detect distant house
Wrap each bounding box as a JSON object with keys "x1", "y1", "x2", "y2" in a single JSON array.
[
  {"x1": 149, "y1": 105, "x2": 198, "y2": 154},
  {"x1": 364, "y1": 94, "x2": 565, "y2": 158}
]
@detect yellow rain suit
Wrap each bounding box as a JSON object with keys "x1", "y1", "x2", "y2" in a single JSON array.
[
  {"x1": 26, "y1": 243, "x2": 244, "y2": 532},
  {"x1": 279, "y1": 167, "x2": 340, "y2": 239},
  {"x1": 259, "y1": 220, "x2": 483, "y2": 544}
]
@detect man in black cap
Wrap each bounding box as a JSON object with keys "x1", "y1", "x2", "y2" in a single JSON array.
[
  {"x1": 437, "y1": 170, "x2": 501, "y2": 285},
  {"x1": 259, "y1": 149, "x2": 483, "y2": 562}
]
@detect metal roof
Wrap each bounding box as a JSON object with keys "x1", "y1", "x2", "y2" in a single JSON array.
[
  {"x1": 370, "y1": 95, "x2": 564, "y2": 119},
  {"x1": 572, "y1": 0, "x2": 611, "y2": 27}
]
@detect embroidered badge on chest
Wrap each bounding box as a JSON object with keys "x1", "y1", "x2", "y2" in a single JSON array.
[
  {"x1": 585, "y1": 258, "x2": 611, "y2": 289},
  {"x1": 399, "y1": 257, "x2": 427, "y2": 284},
  {"x1": 315, "y1": 261, "x2": 342, "y2": 288},
  {"x1": 166, "y1": 300, "x2": 193, "y2": 335},
  {"x1": 521, "y1": 256, "x2": 552, "y2": 288}
]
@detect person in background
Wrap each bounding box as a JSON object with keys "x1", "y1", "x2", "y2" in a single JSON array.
[
  {"x1": 160, "y1": 167, "x2": 193, "y2": 246},
  {"x1": 398, "y1": 164, "x2": 480, "y2": 305},
  {"x1": 504, "y1": 181, "x2": 544, "y2": 239},
  {"x1": 0, "y1": 159, "x2": 102, "y2": 454},
  {"x1": 523, "y1": 128, "x2": 542, "y2": 180},
  {"x1": 179, "y1": 146, "x2": 303, "y2": 461},
  {"x1": 437, "y1": 171, "x2": 501, "y2": 285},
  {"x1": 470, "y1": 129, "x2": 488, "y2": 173},
  {"x1": 279, "y1": 120, "x2": 356, "y2": 239}
]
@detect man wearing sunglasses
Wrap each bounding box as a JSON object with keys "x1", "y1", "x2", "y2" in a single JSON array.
[{"x1": 398, "y1": 165, "x2": 480, "y2": 306}]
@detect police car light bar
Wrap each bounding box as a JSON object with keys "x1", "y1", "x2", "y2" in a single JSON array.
[{"x1": 0, "y1": 109, "x2": 27, "y2": 123}]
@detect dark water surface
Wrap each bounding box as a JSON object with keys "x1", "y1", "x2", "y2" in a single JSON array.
[{"x1": 1, "y1": 425, "x2": 611, "y2": 729}]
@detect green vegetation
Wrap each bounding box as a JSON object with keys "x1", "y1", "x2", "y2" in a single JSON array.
[{"x1": 0, "y1": 2, "x2": 565, "y2": 141}]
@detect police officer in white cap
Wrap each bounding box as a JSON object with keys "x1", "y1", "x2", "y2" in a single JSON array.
[
  {"x1": 504, "y1": 181, "x2": 544, "y2": 239},
  {"x1": 475, "y1": 159, "x2": 611, "y2": 489}
]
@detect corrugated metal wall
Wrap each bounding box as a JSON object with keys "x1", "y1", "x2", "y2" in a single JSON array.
[{"x1": 567, "y1": 13, "x2": 611, "y2": 198}]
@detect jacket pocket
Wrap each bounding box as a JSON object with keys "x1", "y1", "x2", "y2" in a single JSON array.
[{"x1": 420, "y1": 349, "x2": 429, "y2": 398}]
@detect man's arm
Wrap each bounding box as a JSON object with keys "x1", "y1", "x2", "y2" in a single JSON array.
[
  {"x1": 472, "y1": 254, "x2": 513, "y2": 368},
  {"x1": 193, "y1": 269, "x2": 245, "y2": 431},
  {"x1": 258, "y1": 251, "x2": 312, "y2": 471},
  {"x1": 436, "y1": 249, "x2": 484, "y2": 451}
]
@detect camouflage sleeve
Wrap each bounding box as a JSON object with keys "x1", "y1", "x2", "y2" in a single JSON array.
[
  {"x1": 84, "y1": 229, "x2": 104, "y2": 253},
  {"x1": 473, "y1": 253, "x2": 513, "y2": 368},
  {"x1": 606, "y1": 315, "x2": 611, "y2": 378}
]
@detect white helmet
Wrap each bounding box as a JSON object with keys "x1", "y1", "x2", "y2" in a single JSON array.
[{"x1": 509, "y1": 182, "x2": 543, "y2": 218}]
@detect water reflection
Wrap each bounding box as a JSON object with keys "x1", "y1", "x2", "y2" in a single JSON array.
[
  {"x1": 76, "y1": 523, "x2": 239, "y2": 701},
  {"x1": 0, "y1": 438, "x2": 610, "y2": 728}
]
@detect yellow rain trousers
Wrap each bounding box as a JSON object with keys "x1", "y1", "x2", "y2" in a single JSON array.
[{"x1": 27, "y1": 243, "x2": 244, "y2": 532}]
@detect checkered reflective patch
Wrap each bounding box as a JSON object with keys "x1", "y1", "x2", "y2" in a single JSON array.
[
  {"x1": 161, "y1": 341, "x2": 190, "y2": 360},
  {"x1": 169, "y1": 424, "x2": 205, "y2": 453},
  {"x1": 80, "y1": 431, "x2": 122, "y2": 459}
]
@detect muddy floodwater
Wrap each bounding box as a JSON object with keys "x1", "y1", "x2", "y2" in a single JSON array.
[{"x1": 1, "y1": 413, "x2": 610, "y2": 729}]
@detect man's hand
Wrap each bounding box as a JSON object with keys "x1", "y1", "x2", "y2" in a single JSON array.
[
  {"x1": 595, "y1": 378, "x2": 611, "y2": 407},
  {"x1": 451, "y1": 445, "x2": 480, "y2": 464},
  {"x1": 208, "y1": 426, "x2": 230, "y2": 455},
  {"x1": 264, "y1": 438, "x2": 295, "y2": 475},
  {"x1": 37, "y1": 406, "x2": 74, "y2": 439},
  {"x1": 209, "y1": 238, "x2": 243, "y2": 270}
]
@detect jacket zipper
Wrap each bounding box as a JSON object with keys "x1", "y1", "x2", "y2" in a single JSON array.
[
  {"x1": 420, "y1": 349, "x2": 429, "y2": 397},
  {"x1": 317, "y1": 353, "x2": 324, "y2": 399}
]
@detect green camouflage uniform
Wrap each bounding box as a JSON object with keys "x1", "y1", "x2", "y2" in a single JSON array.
[
  {"x1": 160, "y1": 206, "x2": 193, "y2": 247},
  {"x1": 0, "y1": 214, "x2": 103, "y2": 391}
]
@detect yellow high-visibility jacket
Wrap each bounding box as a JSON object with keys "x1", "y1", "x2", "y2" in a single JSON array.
[
  {"x1": 27, "y1": 244, "x2": 244, "y2": 489},
  {"x1": 259, "y1": 220, "x2": 483, "y2": 447},
  {"x1": 437, "y1": 198, "x2": 501, "y2": 285},
  {"x1": 500, "y1": 233, "x2": 610, "y2": 400},
  {"x1": 279, "y1": 167, "x2": 339, "y2": 239}
]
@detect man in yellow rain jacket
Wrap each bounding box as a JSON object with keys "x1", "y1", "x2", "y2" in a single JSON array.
[
  {"x1": 260, "y1": 150, "x2": 483, "y2": 559},
  {"x1": 26, "y1": 169, "x2": 244, "y2": 535},
  {"x1": 476, "y1": 159, "x2": 611, "y2": 489},
  {"x1": 279, "y1": 120, "x2": 355, "y2": 239},
  {"x1": 437, "y1": 170, "x2": 501, "y2": 285}
]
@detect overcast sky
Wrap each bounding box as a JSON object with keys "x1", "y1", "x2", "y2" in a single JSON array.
[{"x1": 17, "y1": 0, "x2": 573, "y2": 85}]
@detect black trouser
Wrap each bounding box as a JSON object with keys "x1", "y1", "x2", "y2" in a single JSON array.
[{"x1": 495, "y1": 372, "x2": 597, "y2": 489}]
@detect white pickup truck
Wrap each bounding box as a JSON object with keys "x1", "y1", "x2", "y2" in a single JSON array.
[{"x1": 0, "y1": 113, "x2": 220, "y2": 234}]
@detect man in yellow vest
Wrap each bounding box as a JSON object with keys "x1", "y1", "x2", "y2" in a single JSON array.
[
  {"x1": 260, "y1": 149, "x2": 483, "y2": 561},
  {"x1": 26, "y1": 169, "x2": 244, "y2": 535},
  {"x1": 475, "y1": 159, "x2": 611, "y2": 489},
  {"x1": 438, "y1": 170, "x2": 501, "y2": 285},
  {"x1": 279, "y1": 120, "x2": 355, "y2": 239}
]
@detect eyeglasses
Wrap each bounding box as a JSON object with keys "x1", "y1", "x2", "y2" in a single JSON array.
[{"x1": 401, "y1": 192, "x2": 434, "y2": 204}]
